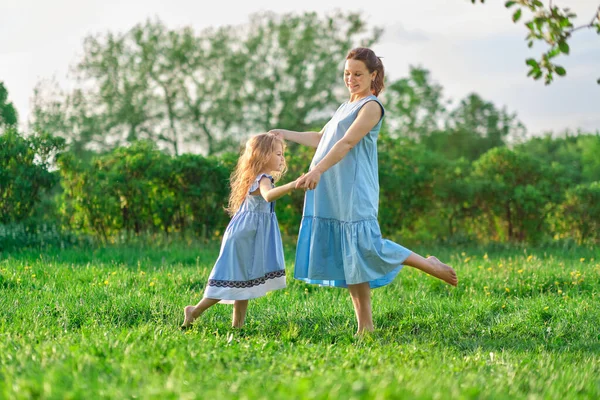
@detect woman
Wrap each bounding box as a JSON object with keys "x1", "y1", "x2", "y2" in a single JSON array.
[{"x1": 271, "y1": 47, "x2": 457, "y2": 334}]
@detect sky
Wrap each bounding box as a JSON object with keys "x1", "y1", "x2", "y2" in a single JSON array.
[{"x1": 1, "y1": 0, "x2": 599, "y2": 136}]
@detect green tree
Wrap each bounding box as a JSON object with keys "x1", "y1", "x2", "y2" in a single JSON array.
[
  {"x1": 556, "y1": 181, "x2": 600, "y2": 243},
  {"x1": 57, "y1": 140, "x2": 232, "y2": 241},
  {"x1": 431, "y1": 157, "x2": 477, "y2": 240},
  {"x1": 471, "y1": 147, "x2": 561, "y2": 242},
  {"x1": 0, "y1": 129, "x2": 65, "y2": 224},
  {"x1": 31, "y1": 79, "x2": 103, "y2": 160},
  {"x1": 31, "y1": 12, "x2": 380, "y2": 156},
  {"x1": 381, "y1": 66, "x2": 448, "y2": 139},
  {"x1": 0, "y1": 82, "x2": 18, "y2": 127},
  {"x1": 426, "y1": 93, "x2": 526, "y2": 160},
  {"x1": 515, "y1": 132, "x2": 600, "y2": 184},
  {"x1": 377, "y1": 136, "x2": 441, "y2": 237}
]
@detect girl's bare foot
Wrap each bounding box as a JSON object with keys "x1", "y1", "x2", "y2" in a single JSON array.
[
  {"x1": 427, "y1": 256, "x2": 458, "y2": 286},
  {"x1": 181, "y1": 305, "x2": 196, "y2": 330}
]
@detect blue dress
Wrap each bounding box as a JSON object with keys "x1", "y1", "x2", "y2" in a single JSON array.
[
  {"x1": 294, "y1": 95, "x2": 412, "y2": 289},
  {"x1": 204, "y1": 173, "x2": 286, "y2": 303}
]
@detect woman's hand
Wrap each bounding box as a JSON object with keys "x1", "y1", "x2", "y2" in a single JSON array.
[
  {"x1": 296, "y1": 169, "x2": 322, "y2": 191},
  {"x1": 268, "y1": 129, "x2": 285, "y2": 140}
]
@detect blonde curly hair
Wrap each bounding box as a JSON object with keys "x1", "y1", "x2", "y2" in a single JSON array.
[{"x1": 226, "y1": 133, "x2": 287, "y2": 216}]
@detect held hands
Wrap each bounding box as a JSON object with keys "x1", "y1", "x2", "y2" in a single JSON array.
[
  {"x1": 269, "y1": 128, "x2": 321, "y2": 191},
  {"x1": 290, "y1": 173, "x2": 305, "y2": 190},
  {"x1": 295, "y1": 169, "x2": 321, "y2": 191}
]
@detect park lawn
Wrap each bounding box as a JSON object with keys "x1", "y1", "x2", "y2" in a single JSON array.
[{"x1": 0, "y1": 242, "x2": 598, "y2": 399}]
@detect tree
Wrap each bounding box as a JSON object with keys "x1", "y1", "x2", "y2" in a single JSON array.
[
  {"x1": 556, "y1": 181, "x2": 600, "y2": 244},
  {"x1": 471, "y1": 0, "x2": 600, "y2": 84},
  {"x1": 0, "y1": 129, "x2": 65, "y2": 224},
  {"x1": 31, "y1": 12, "x2": 380, "y2": 156},
  {"x1": 416, "y1": 93, "x2": 526, "y2": 160},
  {"x1": 380, "y1": 69, "x2": 525, "y2": 160},
  {"x1": 381, "y1": 66, "x2": 448, "y2": 139},
  {"x1": 0, "y1": 82, "x2": 18, "y2": 128},
  {"x1": 377, "y1": 137, "x2": 441, "y2": 235},
  {"x1": 515, "y1": 131, "x2": 600, "y2": 184},
  {"x1": 30, "y1": 79, "x2": 104, "y2": 159},
  {"x1": 471, "y1": 147, "x2": 561, "y2": 242}
]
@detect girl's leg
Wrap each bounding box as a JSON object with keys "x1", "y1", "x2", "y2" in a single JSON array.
[
  {"x1": 404, "y1": 253, "x2": 458, "y2": 286},
  {"x1": 182, "y1": 298, "x2": 220, "y2": 328},
  {"x1": 232, "y1": 300, "x2": 249, "y2": 328},
  {"x1": 348, "y1": 282, "x2": 374, "y2": 334}
]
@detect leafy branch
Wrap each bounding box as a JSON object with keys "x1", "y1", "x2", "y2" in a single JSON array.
[{"x1": 472, "y1": 0, "x2": 600, "y2": 84}]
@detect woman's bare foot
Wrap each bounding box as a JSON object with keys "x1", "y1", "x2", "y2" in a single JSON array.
[
  {"x1": 355, "y1": 325, "x2": 375, "y2": 336},
  {"x1": 426, "y1": 256, "x2": 458, "y2": 286},
  {"x1": 181, "y1": 305, "x2": 196, "y2": 330}
]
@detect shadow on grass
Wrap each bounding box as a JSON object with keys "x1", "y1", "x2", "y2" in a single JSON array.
[{"x1": 222, "y1": 309, "x2": 600, "y2": 356}]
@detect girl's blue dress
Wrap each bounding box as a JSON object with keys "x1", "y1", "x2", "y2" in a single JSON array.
[
  {"x1": 294, "y1": 95, "x2": 412, "y2": 288},
  {"x1": 204, "y1": 174, "x2": 286, "y2": 303}
]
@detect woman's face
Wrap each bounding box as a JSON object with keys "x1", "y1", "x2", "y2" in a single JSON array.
[{"x1": 344, "y1": 59, "x2": 375, "y2": 96}]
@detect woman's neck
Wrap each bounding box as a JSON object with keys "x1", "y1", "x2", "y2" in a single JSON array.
[{"x1": 349, "y1": 91, "x2": 372, "y2": 103}]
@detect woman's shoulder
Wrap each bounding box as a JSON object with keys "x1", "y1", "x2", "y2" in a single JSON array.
[
  {"x1": 348, "y1": 94, "x2": 383, "y2": 106},
  {"x1": 365, "y1": 94, "x2": 383, "y2": 105},
  {"x1": 354, "y1": 95, "x2": 384, "y2": 116}
]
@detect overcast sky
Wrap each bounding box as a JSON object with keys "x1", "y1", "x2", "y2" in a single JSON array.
[{"x1": 1, "y1": 0, "x2": 599, "y2": 136}]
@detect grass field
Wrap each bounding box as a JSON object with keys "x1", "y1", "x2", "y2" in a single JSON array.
[{"x1": 1, "y1": 242, "x2": 599, "y2": 399}]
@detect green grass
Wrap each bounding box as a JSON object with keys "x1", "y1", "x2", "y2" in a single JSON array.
[{"x1": 0, "y1": 242, "x2": 599, "y2": 399}]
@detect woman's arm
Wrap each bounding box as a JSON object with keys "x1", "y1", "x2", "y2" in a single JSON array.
[
  {"x1": 296, "y1": 101, "x2": 382, "y2": 190},
  {"x1": 269, "y1": 128, "x2": 324, "y2": 148},
  {"x1": 257, "y1": 176, "x2": 301, "y2": 203}
]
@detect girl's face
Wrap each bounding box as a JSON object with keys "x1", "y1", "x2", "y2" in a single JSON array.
[
  {"x1": 344, "y1": 59, "x2": 376, "y2": 96},
  {"x1": 266, "y1": 142, "x2": 284, "y2": 172}
]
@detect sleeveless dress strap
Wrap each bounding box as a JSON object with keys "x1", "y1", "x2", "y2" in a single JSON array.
[{"x1": 249, "y1": 173, "x2": 274, "y2": 194}]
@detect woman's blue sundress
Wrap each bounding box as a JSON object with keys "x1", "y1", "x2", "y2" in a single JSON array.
[
  {"x1": 294, "y1": 95, "x2": 412, "y2": 289},
  {"x1": 203, "y1": 173, "x2": 286, "y2": 303}
]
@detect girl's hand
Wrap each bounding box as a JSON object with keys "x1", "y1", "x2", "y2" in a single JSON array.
[
  {"x1": 296, "y1": 169, "x2": 321, "y2": 190},
  {"x1": 292, "y1": 173, "x2": 305, "y2": 190}
]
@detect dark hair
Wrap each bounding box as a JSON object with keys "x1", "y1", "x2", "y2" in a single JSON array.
[{"x1": 345, "y1": 47, "x2": 385, "y2": 96}]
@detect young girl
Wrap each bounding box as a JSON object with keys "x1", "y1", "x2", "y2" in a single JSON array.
[{"x1": 182, "y1": 133, "x2": 299, "y2": 329}]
